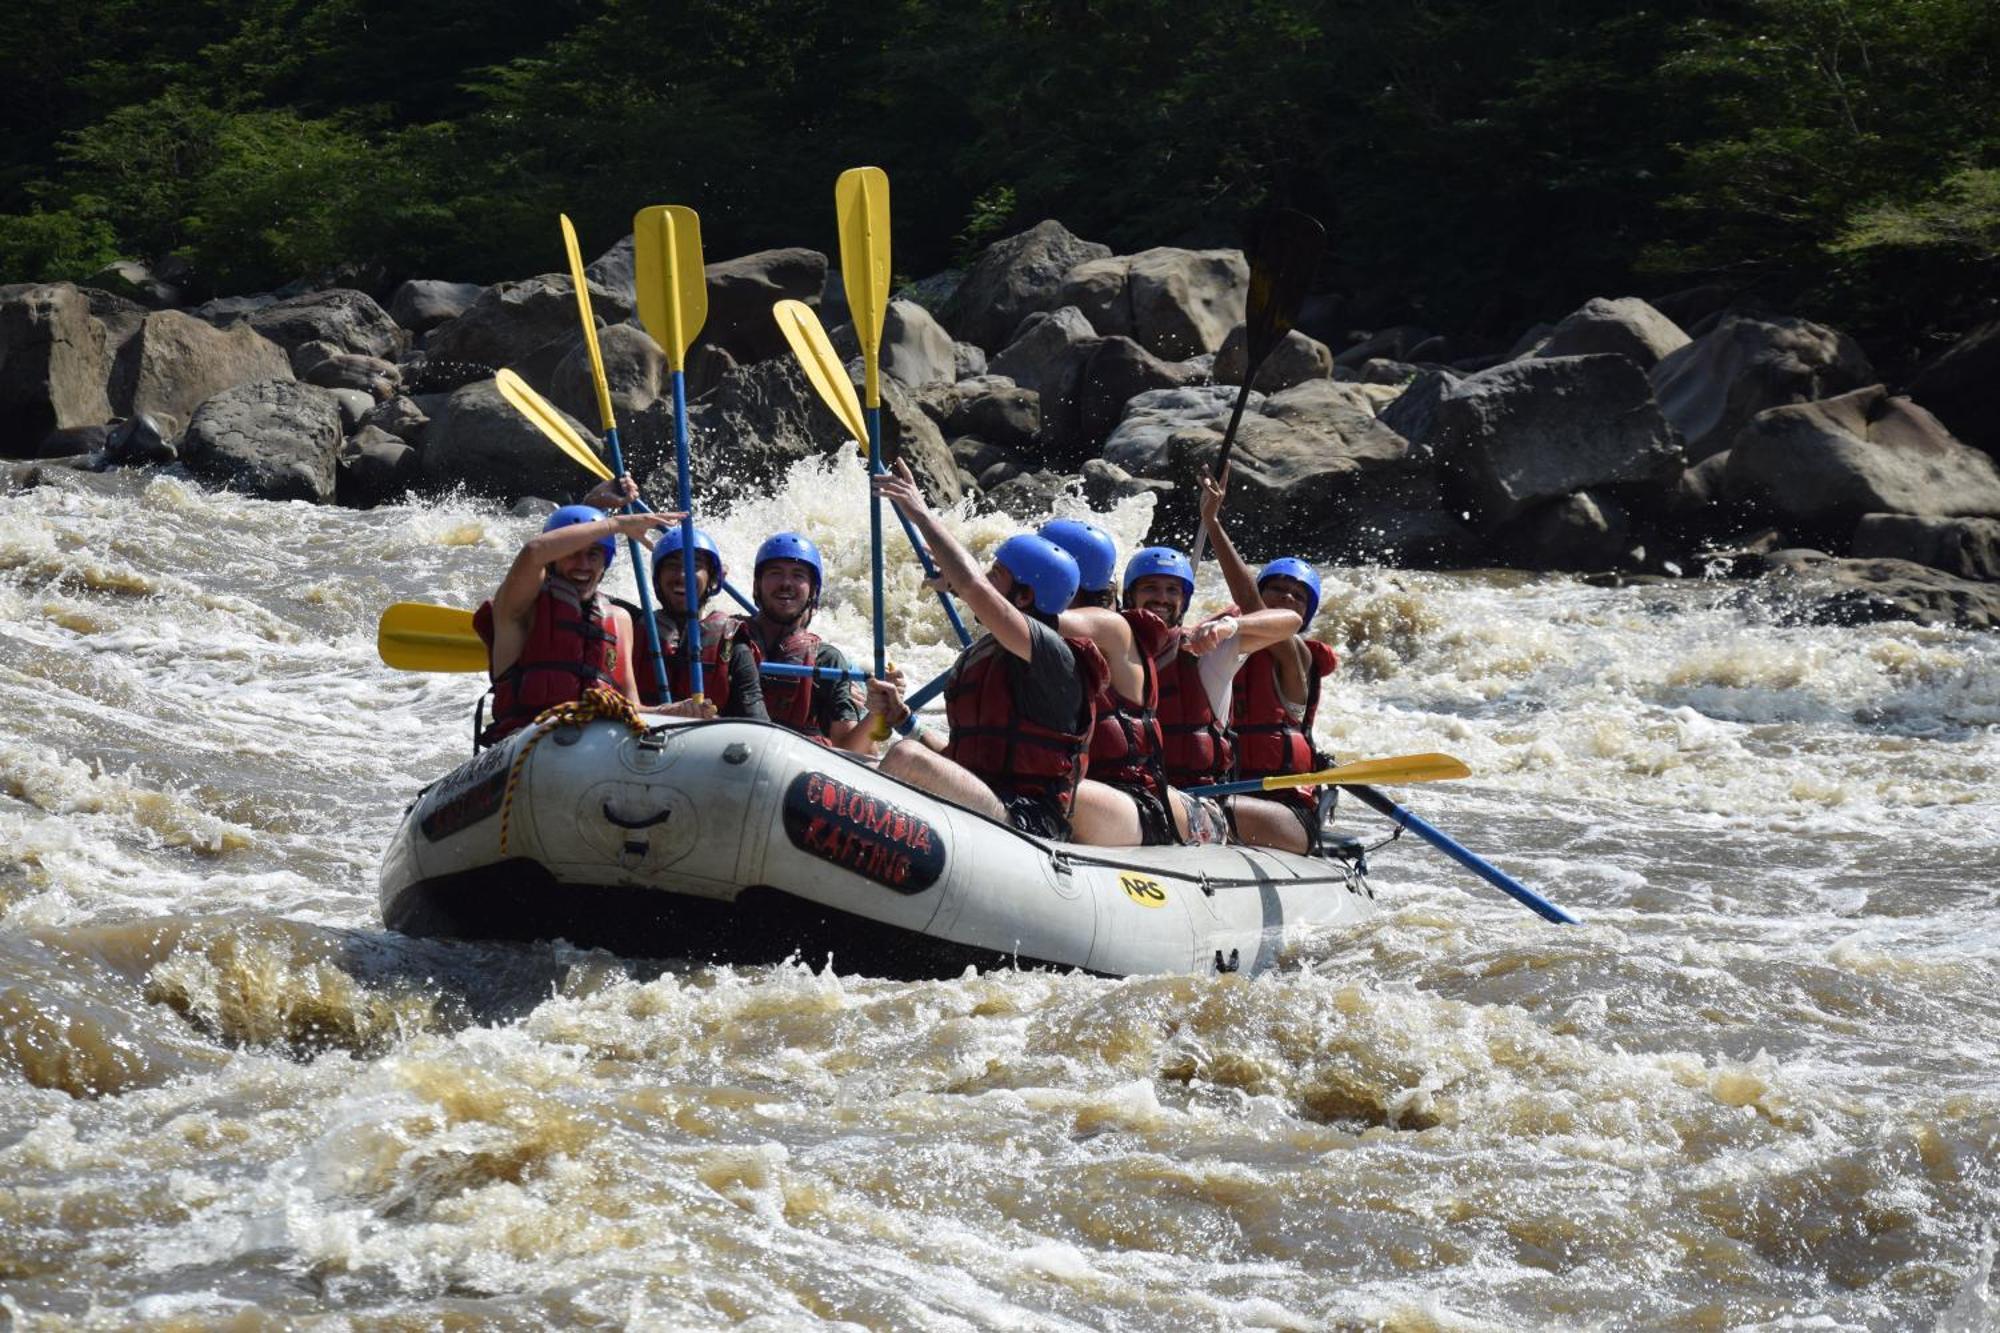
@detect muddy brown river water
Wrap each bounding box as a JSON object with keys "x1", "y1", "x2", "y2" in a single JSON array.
[{"x1": 2, "y1": 460, "x2": 1997, "y2": 1330}]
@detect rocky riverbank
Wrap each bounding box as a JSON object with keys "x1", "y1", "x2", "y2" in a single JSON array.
[{"x1": 5, "y1": 220, "x2": 1998, "y2": 627}]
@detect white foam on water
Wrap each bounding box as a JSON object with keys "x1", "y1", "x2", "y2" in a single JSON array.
[{"x1": 3, "y1": 465, "x2": 1999, "y2": 1327}]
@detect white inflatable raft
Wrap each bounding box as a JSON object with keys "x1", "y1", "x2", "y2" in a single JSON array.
[{"x1": 379, "y1": 716, "x2": 1378, "y2": 978}]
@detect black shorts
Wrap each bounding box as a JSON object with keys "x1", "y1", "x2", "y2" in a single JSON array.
[
  {"x1": 1001, "y1": 793, "x2": 1070, "y2": 841},
  {"x1": 1124, "y1": 787, "x2": 1179, "y2": 846}
]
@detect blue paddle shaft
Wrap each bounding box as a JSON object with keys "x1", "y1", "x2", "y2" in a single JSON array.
[
  {"x1": 870, "y1": 459, "x2": 972, "y2": 649},
  {"x1": 867, "y1": 407, "x2": 886, "y2": 678},
  {"x1": 1184, "y1": 775, "x2": 1276, "y2": 798},
  {"x1": 600, "y1": 425, "x2": 672, "y2": 703},
  {"x1": 670, "y1": 369, "x2": 703, "y2": 697},
  {"x1": 759, "y1": 661, "x2": 865, "y2": 683},
  {"x1": 1346, "y1": 784, "x2": 1579, "y2": 925}
]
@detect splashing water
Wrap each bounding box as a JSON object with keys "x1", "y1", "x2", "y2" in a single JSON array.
[{"x1": 2, "y1": 458, "x2": 1997, "y2": 1328}]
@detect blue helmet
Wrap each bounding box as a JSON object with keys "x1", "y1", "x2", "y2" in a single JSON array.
[
  {"x1": 543, "y1": 504, "x2": 614, "y2": 566},
  {"x1": 1122, "y1": 545, "x2": 1195, "y2": 604},
  {"x1": 994, "y1": 534, "x2": 1081, "y2": 617},
  {"x1": 1038, "y1": 518, "x2": 1118, "y2": 595},
  {"x1": 754, "y1": 531, "x2": 824, "y2": 600},
  {"x1": 652, "y1": 525, "x2": 726, "y2": 601},
  {"x1": 1257, "y1": 556, "x2": 1322, "y2": 625}
]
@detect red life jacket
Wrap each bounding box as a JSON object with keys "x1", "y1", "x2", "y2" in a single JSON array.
[
  {"x1": 943, "y1": 630, "x2": 1108, "y2": 813},
  {"x1": 737, "y1": 615, "x2": 826, "y2": 735},
  {"x1": 636, "y1": 610, "x2": 738, "y2": 712},
  {"x1": 1155, "y1": 612, "x2": 1238, "y2": 789},
  {"x1": 473, "y1": 579, "x2": 624, "y2": 745},
  {"x1": 1087, "y1": 608, "x2": 1172, "y2": 796},
  {"x1": 1232, "y1": 639, "x2": 1340, "y2": 808}
]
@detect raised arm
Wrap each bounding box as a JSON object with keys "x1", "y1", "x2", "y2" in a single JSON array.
[
  {"x1": 873, "y1": 459, "x2": 1035, "y2": 661},
  {"x1": 493, "y1": 510, "x2": 678, "y2": 625},
  {"x1": 1200, "y1": 473, "x2": 1263, "y2": 612}
]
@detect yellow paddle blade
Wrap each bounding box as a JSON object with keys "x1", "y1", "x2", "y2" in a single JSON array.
[
  {"x1": 834, "y1": 166, "x2": 890, "y2": 408},
  {"x1": 633, "y1": 204, "x2": 707, "y2": 370},
  {"x1": 378, "y1": 602, "x2": 485, "y2": 673},
  {"x1": 772, "y1": 298, "x2": 866, "y2": 453},
  {"x1": 1266, "y1": 752, "x2": 1472, "y2": 793},
  {"x1": 495, "y1": 368, "x2": 612, "y2": 482},
  {"x1": 559, "y1": 213, "x2": 617, "y2": 432}
]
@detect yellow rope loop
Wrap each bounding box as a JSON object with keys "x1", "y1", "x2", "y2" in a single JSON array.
[{"x1": 498, "y1": 688, "x2": 647, "y2": 854}]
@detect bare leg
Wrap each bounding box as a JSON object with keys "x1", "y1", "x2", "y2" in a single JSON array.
[
  {"x1": 1068, "y1": 780, "x2": 1141, "y2": 846},
  {"x1": 1228, "y1": 796, "x2": 1311, "y2": 853},
  {"x1": 880, "y1": 740, "x2": 1007, "y2": 821}
]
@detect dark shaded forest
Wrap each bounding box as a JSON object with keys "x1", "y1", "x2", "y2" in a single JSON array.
[{"x1": 3, "y1": 0, "x2": 1994, "y2": 370}]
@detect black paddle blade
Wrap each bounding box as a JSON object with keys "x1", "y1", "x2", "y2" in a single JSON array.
[{"x1": 1244, "y1": 209, "x2": 1326, "y2": 369}]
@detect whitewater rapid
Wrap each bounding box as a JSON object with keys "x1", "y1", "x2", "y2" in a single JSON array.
[{"x1": 2, "y1": 455, "x2": 1997, "y2": 1329}]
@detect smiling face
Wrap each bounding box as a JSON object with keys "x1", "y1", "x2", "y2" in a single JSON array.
[
  {"x1": 653, "y1": 552, "x2": 714, "y2": 615},
  {"x1": 1126, "y1": 574, "x2": 1187, "y2": 626},
  {"x1": 552, "y1": 545, "x2": 609, "y2": 595},
  {"x1": 1258, "y1": 574, "x2": 1314, "y2": 625},
  {"x1": 756, "y1": 558, "x2": 817, "y2": 626}
]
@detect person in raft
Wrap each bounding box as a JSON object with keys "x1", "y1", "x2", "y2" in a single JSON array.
[
  {"x1": 1202, "y1": 474, "x2": 1341, "y2": 853},
  {"x1": 1119, "y1": 477, "x2": 1319, "y2": 851},
  {"x1": 866, "y1": 459, "x2": 1108, "y2": 840},
  {"x1": 638, "y1": 526, "x2": 767, "y2": 718},
  {"x1": 1041, "y1": 517, "x2": 1302, "y2": 846},
  {"x1": 472, "y1": 500, "x2": 711, "y2": 747},
  {"x1": 737, "y1": 531, "x2": 901, "y2": 752}
]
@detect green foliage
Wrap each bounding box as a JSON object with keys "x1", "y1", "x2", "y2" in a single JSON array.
[
  {"x1": 955, "y1": 186, "x2": 1017, "y2": 265},
  {"x1": 0, "y1": 0, "x2": 1989, "y2": 357},
  {"x1": 0, "y1": 208, "x2": 121, "y2": 283},
  {"x1": 1834, "y1": 168, "x2": 2000, "y2": 254}
]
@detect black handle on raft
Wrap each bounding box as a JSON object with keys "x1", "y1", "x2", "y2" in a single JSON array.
[{"x1": 602, "y1": 803, "x2": 673, "y2": 830}]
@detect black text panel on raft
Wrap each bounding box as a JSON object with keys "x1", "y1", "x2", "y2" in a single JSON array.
[{"x1": 380, "y1": 718, "x2": 1375, "y2": 980}]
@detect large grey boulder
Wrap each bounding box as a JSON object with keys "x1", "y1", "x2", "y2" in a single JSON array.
[
  {"x1": 1390, "y1": 354, "x2": 1684, "y2": 531},
  {"x1": 1060, "y1": 247, "x2": 1249, "y2": 360},
  {"x1": 1649, "y1": 313, "x2": 1873, "y2": 462},
  {"x1": 83, "y1": 287, "x2": 150, "y2": 360},
  {"x1": 107, "y1": 309, "x2": 293, "y2": 429},
  {"x1": 1534, "y1": 297, "x2": 1690, "y2": 369},
  {"x1": 880, "y1": 299, "x2": 956, "y2": 389},
  {"x1": 1908, "y1": 319, "x2": 2000, "y2": 461},
  {"x1": 1502, "y1": 491, "x2": 1639, "y2": 572},
  {"x1": 941, "y1": 221, "x2": 1111, "y2": 351},
  {"x1": 990, "y1": 305, "x2": 1101, "y2": 457},
  {"x1": 1216, "y1": 325, "x2": 1334, "y2": 391},
  {"x1": 1851, "y1": 514, "x2": 2000, "y2": 582},
  {"x1": 246, "y1": 289, "x2": 404, "y2": 362},
  {"x1": 1102, "y1": 377, "x2": 1447, "y2": 562},
  {"x1": 550, "y1": 322, "x2": 665, "y2": 426},
  {"x1": 928, "y1": 380, "x2": 1041, "y2": 454},
  {"x1": 1771, "y1": 556, "x2": 2000, "y2": 630},
  {"x1": 358, "y1": 395, "x2": 431, "y2": 447},
  {"x1": 649, "y1": 356, "x2": 961, "y2": 508},
  {"x1": 1102, "y1": 385, "x2": 1249, "y2": 476},
  {"x1": 1076, "y1": 337, "x2": 1200, "y2": 453},
  {"x1": 700, "y1": 247, "x2": 828, "y2": 364},
  {"x1": 387, "y1": 279, "x2": 483, "y2": 335},
  {"x1": 1725, "y1": 385, "x2": 2000, "y2": 533},
  {"x1": 303, "y1": 352, "x2": 400, "y2": 398},
  {"x1": 180, "y1": 379, "x2": 344, "y2": 502},
  {"x1": 336, "y1": 424, "x2": 419, "y2": 509},
  {"x1": 188, "y1": 293, "x2": 279, "y2": 324},
  {"x1": 585, "y1": 235, "x2": 636, "y2": 308},
  {"x1": 85, "y1": 259, "x2": 180, "y2": 310},
  {"x1": 0, "y1": 283, "x2": 113, "y2": 456},
  {"x1": 425, "y1": 274, "x2": 631, "y2": 381},
  {"x1": 421, "y1": 378, "x2": 605, "y2": 502}
]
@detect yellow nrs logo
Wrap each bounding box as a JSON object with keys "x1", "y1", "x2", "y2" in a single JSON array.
[{"x1": 1119, "y1": 873, "x2": 1167, "y2": 908}]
